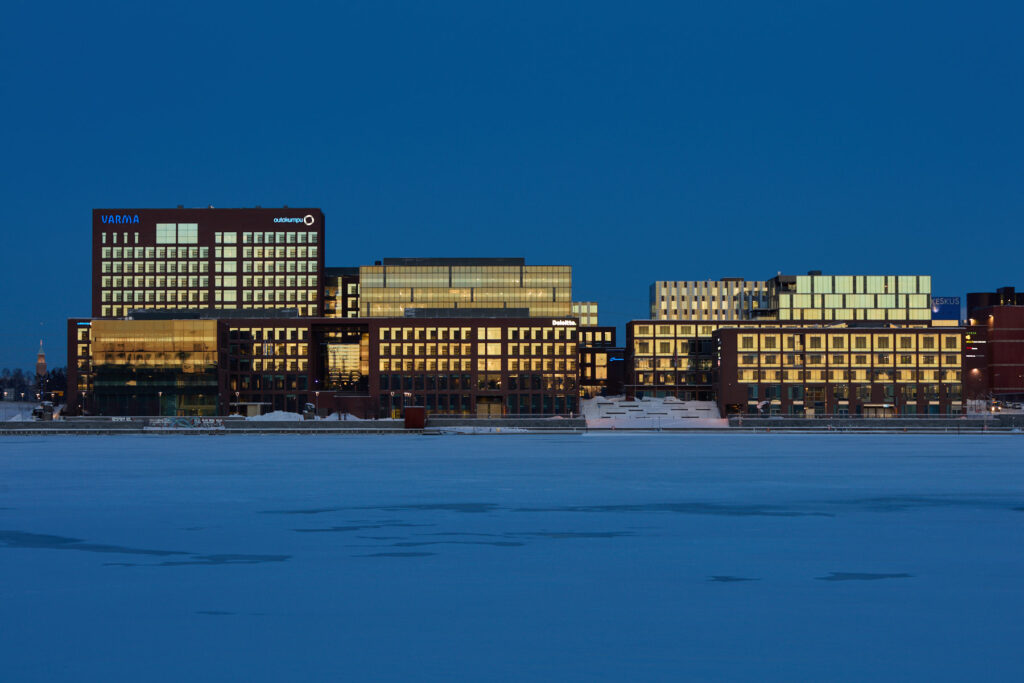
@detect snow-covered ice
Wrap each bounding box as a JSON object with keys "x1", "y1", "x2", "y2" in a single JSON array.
[{"x1": 1, "y1": 433, "x2": 1023, "y2": 682}]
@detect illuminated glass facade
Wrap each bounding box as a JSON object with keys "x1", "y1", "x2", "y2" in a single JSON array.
[
  {"x1": 86, "y1": 319, "x2": 219, "y2": 416},
  {"x1": 571, "y1": 301, "x2": 599, "y2": 326},
  {"x1": 650, "y1": 279, "x2": 769, "y2": 320},
  {"x1": 768, "y1": 274, "x2": 932, "y2": 323},
  {"x1": 323, "y1": 267, "x2": 360, "y2": 318},
  {"x1": 359, "y1": 258, "x2": 572, "y2": 318}
]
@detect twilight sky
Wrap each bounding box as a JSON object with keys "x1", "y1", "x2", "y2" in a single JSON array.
[{"x1": 2, "y1": 0, "x2": 1022, "y2": 369}]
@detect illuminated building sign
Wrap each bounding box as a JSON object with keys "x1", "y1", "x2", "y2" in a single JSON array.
[
  {"x1": 274, "y1": 215, "x2": 316, "y2": 225},
  {"x1": 931, "y1": 296, "x2": 961, "y2": 321},
  {"x1": 551, "y1": 319, "x2": 577, "y2": 326},
  {"x1": 100, "y1": 214, "x2": 140, "y2": 224}
]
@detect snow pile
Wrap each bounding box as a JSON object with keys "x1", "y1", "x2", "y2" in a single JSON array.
[
  {"x1": 582, "y1": 395, "x2": 728, "y2": 429},
  {"x1": 246, "y1": 410, "x2": 304, "y2": 422},
  {"x1": 322, "y1": 412, "x2": 364, "y2": 421}
]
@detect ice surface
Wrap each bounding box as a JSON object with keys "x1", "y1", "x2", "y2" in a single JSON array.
[{"x1": 1, "y1": 434, "x2": 1023, "y2": 682}]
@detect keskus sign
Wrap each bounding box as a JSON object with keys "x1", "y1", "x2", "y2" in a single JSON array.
[
  {"x1": 274, "y1": 215, "x2": 315, "y2": 226},
  {"x1": 931, "y1": 296, "x2": 961, "y2": 321},
  {"x1": 100, "y1": 214, "x2": 139, "y2": 224}
]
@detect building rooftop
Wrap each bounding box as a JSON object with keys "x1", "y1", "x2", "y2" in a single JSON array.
[
  {"x1": 402, "y1": 308, "x2": 533, "y2": 319},
  {"x1": 128, "y1": 308, "x2": 301, "y2": 320},
  {"x1": 380, "y1": 257, "x2": 526, "y2": 266}
]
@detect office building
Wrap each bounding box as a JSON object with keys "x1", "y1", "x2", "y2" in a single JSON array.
[
  {"x1": 577, "y1": 326, "x2": 622, "y2": 398},
  {"x1": 67, "y1": 312, "x2": 583, "y2": 418},
  {"x1": 626, "y1": 319, "x2": 824, "y2": 401},
  {"x1": 68, "y1": 318, "x2": 220, "y2": 416},
  {"x1": 715, "y1": 327, "x2": 964, "y2": 417},
  {"x1": 766, "y1": 272, "x2": 932, "y2": 323},
  {"x1": 93, "y1": 208, "x2": 325, "y2": 318},
  {"x1": 650, "y1": 279, "x2": 769, "y2": 320},
  {"x1": 358, "y1": 258, "x2": 572, "y2": 318},
  {"x1": 323, "y1": 267, "x2": 360, "y2": 318},
  {"x1": 571, "y1": 301, "x2": 599, "y2": 326},
  {"x1": 964, "y1": 287, "x2": 1024, "y2": 401},
  {"x1": 967, "y1": 286, "x2": 1024, "y2": 312}
]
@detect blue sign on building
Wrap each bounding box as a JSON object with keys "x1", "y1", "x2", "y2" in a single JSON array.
[{"x1": 931, "y1": 296, "x2": 961, "y2": 321}]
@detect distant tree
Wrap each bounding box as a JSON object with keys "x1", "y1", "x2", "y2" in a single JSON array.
[{"x1": 45, "y1": 367, "x2": 67, "y2": 393}]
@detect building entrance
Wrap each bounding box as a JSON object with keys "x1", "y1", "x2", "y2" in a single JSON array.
[{"x1": 476, "y1": 397, "x2": 503, "y2": 416}]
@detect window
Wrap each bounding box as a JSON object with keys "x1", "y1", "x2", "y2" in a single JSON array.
[
  {"x1": 177, "y1": 223, "x2": 198, "y2": 243},
  {"x1": 156, "y1": 223, "x2": 176, "y2": 244}
]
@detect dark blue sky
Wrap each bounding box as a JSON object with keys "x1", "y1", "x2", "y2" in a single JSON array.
[{"x1": 3, "y1": 1, "x2": 1023, "y2": 369}]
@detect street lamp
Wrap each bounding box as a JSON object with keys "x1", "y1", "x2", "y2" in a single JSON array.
[
  {"x1": 158, "y1": 391, "x2": 163, "y2": 416},
  {"x1": 314, "y1": 390, "x2": 320, "y2": 417},
  {"x1": 234, "y1": 391, "x2": 240, "y2": 416}
]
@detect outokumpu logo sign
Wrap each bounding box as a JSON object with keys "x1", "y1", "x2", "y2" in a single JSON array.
[
  {"x1": 100, "y1": 214, "x2": 140, "y2": 224},
  {"x1": 274, "y1": 215, "x2": 316, "y2": 226}
]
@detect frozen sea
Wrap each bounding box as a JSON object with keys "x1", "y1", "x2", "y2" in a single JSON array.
[{"x1": 1, "y1": 433, "x2": 1023, "y2": 682}]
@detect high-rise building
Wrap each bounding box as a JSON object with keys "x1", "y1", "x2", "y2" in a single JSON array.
[
  {"x1": 93, "y1": 208, "x2": 325, "y2": 318},
  {"x1": 650, "y1": 279, "x2": 769, "y2": 320},
  {"x1": 358, "y1": 258, "x2": 571, "y2": 318}
]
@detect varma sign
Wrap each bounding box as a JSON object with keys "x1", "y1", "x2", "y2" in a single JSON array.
[{"x1": 100, "y1": 214, "x2": 140, "y2": 224}]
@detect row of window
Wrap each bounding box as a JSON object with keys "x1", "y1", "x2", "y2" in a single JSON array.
[
  {"x1": 100, "y1": 275, "x2": 319, "y2": 289},
  {"x1": 102, "y1": 246, "x2": 208, "y2": 259},
  {"x1": 792, "y1": 275, "x2": 930, "y2": 295},
  {"x1": 780, "y1": 293, "x2": 929, "y2": 309},
  {"x1": 359, "y1": 286, "x2": 572, "y2": 301},
  {"x1": 363, "y1": 303, "x2": 573, "y2": 317},
  {"x1": 747, "y1": 383, "x2": 958, "y2": 401},
  {"x1": 227, "y1": 343, "x2": 309, "y2": 357},
  {"x1": 228, "y1": 328, "x2": 308, "y2": 341},
  {"x1": 737, "y1": 354, "x2": 960, "y2": 367},
  {"x1": 378, "y1": 326, "x2": 577, "y2": 342},
  {"x1": 379, "y1": 359, "x2": 577, "y2": 372},
  {"x1": 780, "y1": 308, "x2": 932, "y2": 321},
  {"x1": 98, "y1": 304, "x2": 319, "y2": 317},
  {"x1": 239, "y1": 232, "x2": 318, "y2": 244},
  {"x1": 737, "y1": 334, "x2": 960, "y2": 351},
  {"x1": 379, "y1": 342, "x2": 577, "y2": 357},
  {"x1": 737, "y1": 369, "x2": 961, "y2": 382}
]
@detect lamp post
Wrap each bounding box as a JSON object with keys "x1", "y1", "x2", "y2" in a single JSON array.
[
  {"x1": 158, "y1": 391, "x2": 163, "y2": 416},
  {"x1": 234, "y1": 391, "x2": 240, "y2": 416},
  {"x1": 314, "y1": 390, "x2": 320, "y2": 417}
]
